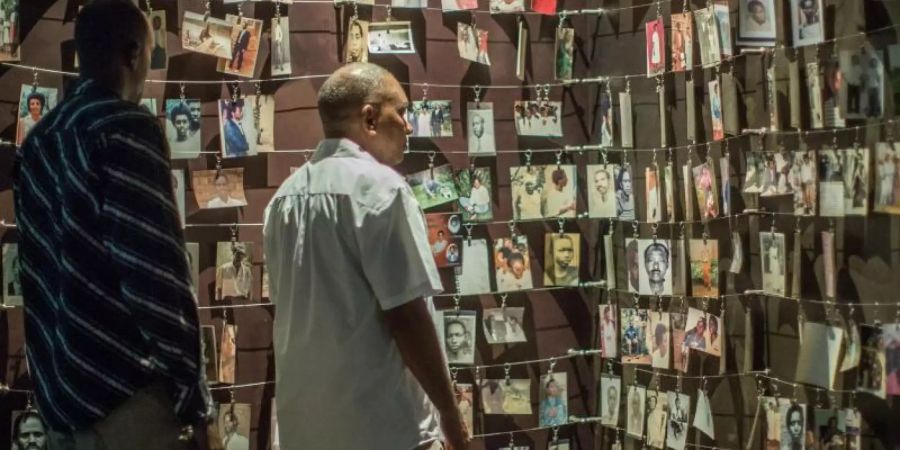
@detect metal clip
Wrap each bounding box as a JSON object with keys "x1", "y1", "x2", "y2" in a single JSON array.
[
  {"x1": 525, "y1": 148, "x2": 533, "y2": 167},
  {"x1": 555, "y1": 149, "x2": 563, "y2": 168},
  {"x1": 473, "y1": 85, "x2": 482, "y2": 106},
  {"x1": 453, "y1": 295, "x2": 461, "y2": 311},
  {"x1": 558, "y1": 217, "x2": 566, "y2": 236},
  {"x1": 500, "y1": 293, "x2": 508, "y2": 309},
  {"x1": 504, "y1": 363, "x2": 512, "y2": 385}
]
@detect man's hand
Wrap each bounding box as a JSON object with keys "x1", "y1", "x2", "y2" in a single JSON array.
[{"x1": 439, "y1": 407, "x2": 470, "y2": 450}]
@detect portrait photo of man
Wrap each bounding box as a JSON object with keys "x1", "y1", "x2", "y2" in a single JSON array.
[
  {"x1": 666, "y1": 391, "x2": 690, "y2": 450},
  {"x1": 467, "y1": 103, "x2": 496, "y2": 155},
  {"x1": 195, "y1": 169, "x2": 249, "y2": 209},
  {"x1": 165, "y1": 99, "x2": 201, "y2": 159},
  {"x1": 11, "y1": 410, "x2": 47, "y2": 450},
  {"x1": 216, "y1": 241, "x2": 254, "y2": 300},
  {"x1": 588, "y1": 164, "x2": 617, "y2": 218},
  {"x1": 218, "y1": 403, "x2": 251, "y2": 450},
  {"x1": 149, "y1": 11, "x2": 166, "y2": 70},
  {"x1": 216, "y1": 15, "x2": 263, "y2": 77},
  {"x1": 219, "y1": 98, "x2": 258, "y2": 158},
  {"x1": 639, "y1": 240, "x2": 672, "y2": 295},
  {"x1": 600, "y1": 375, "x2": 621, "y2": 427},
  {"x1": 544, "y1": 233, "x2": 580, "y2": 287},
  {"x1": 441, "y1": 311, "x2": 476, "y2": 365},
  {"x1": 626, "y1": 385, "x2": 646, "y2": 438}
]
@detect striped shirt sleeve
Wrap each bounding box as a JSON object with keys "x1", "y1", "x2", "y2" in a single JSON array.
[{"x1": 95, "y1": 114, "x2": 210, "y2": 423}]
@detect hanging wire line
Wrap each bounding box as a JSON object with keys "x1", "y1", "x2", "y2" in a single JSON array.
[{"x1": 197, "y1": 302, "x2": 274, "y2": 310}]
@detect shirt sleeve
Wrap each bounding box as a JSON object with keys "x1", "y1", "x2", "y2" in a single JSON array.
[
  {"x1": 354, "y1": 186, "x2": 443, "y2": 310},
  {"x1": 96, "y1": 114, "x2": 211, "y2": 423}
]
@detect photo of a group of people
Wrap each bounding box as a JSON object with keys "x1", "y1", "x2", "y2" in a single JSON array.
[
  {"x1": 457, "y1": 23, "x2": 490, "y2": 65},
  {"x1": 744, "y1": 153, "x2": 794, "y2": 197},
  {"x1": 426, "y1": 213, "x2": 462, "y2": 268},
  {"x1": 874, "y1": 142, "x2": 900, "y2": 214},
  {"x1": 840, "y1": 45, "x2": 884, "y2": 119},
  {"x1": 439, "y1": 310, "x2": 477, "y2": 365},
  {"x1": 621, "y1": 308, "x2": 650, "y2": 364},
  {"x1": 514, "y1": 100, "x2": 563, "y2": 136},
  {"x1": 818, "y1": 148, "x2": 870, "y2": 217},
  {"x1": 408, "y1": 100, "x2": 453, "y2": 137},
  {"x1": 193, "y1": 168, "x2": 249, "y2": 210},
  {"x1": 456, "y1": 167, "x2": 493, "y2": 221},
  {"x1": 543, "y1": 233, "x2": 580, "y2": 287},
  {"x1": 165, "y1": 99, "x2": 202, "y2": 159},
  {"x1": 481, "y1": 378, "x2": 532, "y2": 415},
  {"x1": 15, "y1": 85, "x2": 58, "y2": 146},
  {"x1": 367, "y1": 21, "x2": 415, "y2": 54},
  {"x1": 494, "y1": 236, "x2": 533, "y2": 292},
  {"x1": 482, "y1": 307, "x2": 526, "y2": 344},
  {"x1": 625, "y1": 239, "x2": 673, "y2": 296},
  {"x1": 678, "y1": 307, "x2": 723, "y2": 366},
  {"x1": 509, "y1": 165, "x2": 577, "y2": 220},
  {"x1": 407, "y1": 164, "x2": 460, "y2": 210}
]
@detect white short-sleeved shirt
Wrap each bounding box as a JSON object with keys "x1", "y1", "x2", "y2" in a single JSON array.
[{"x1": 263, "y1": 139, "x2": 444, "y2": 450}]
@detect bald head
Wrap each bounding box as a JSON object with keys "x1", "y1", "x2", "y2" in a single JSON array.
[{"x1": 317, "y1": 63, "x2": 395, "y2": 136}]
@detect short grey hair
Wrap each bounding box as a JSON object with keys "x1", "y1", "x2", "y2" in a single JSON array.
[{"x1": 317, "y1": 63, "x2": 394, "y2": 136}]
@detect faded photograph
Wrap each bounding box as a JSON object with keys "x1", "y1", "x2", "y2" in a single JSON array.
[
  {"x1": 181, "y1": 12, "x2": 233, "y2": 59},
  {"x1": 626, "y1": 385, "x2": 647, "y2": 438},
  {"x1": 483, "y1": 307, "x2": 526, "y2": 344},
  {"x1": 795, "y1": 321, "x2": 844, "y2": 389},
  {"x1": 645, "y1": 18, "x2": 665, "y2": 76},
  {"x1": 649, "y1": 312, "x2": 671, "y2": 369},
  {"x1": 368, "y1": 21, "x2": 415, "y2": 54},
  {"x1": 616, "y1": 165, "x2": 636, "y2": 220},
  {"x1": 874, "y1": 142, "x2": 900, "y2": 214},
  {"x1": 457, "y1": 23, "x2": 490, "y2": 65},
  {"x1": 201, "y1": 325, "x2": 218, "y2": 383},
  {"x1": 247, "y1": 94, "x2": 275, "y2": 152},
  {"x1": 692, "y1": 162, "x2": 719, "y2": 221},
  {"x1": 689, "y1": 239, "x2": 719, "y2": 297},
  {"x1": 216, "y1": 241, "x2": 254, "y2": 300},
  {"x1": 621, "y1": 308, "x2": 650, "y2": 365},
  {"x1": 646, "y1": 390, "x2": 668, "y2": 448},
  {"x1": 270, "y1": 17, "x2": 291, "y2": 76},
  {"x1": 683, "y1": 307, "x2": 722, "y2": 357},
  {"x1": 193, "y1": 168, "x2": 249, "y2": 210},
  {"x1": 10, "y1": 409, "x2": 47, "y2": 450},
  {"x1": 509, "y1": 165, "x2": 576, "y2": 220},
  {"x1": 217, "y1": 403, "x2": 251, "y2": 450},
  {"x1": 344, "y1": 20, "x2": 369, "y2": 63},
  {"x1": 738, "y1": 0, "x2": 776, "y2": 46},
  {"x1": 406, "y1": 164, "x2": 459, "y2": 210},
  {"x1": 481, "y1": 378, "x2": 532, "y2": 415},
  {"x1": 440, "y1": 311, "x2": 477, "y2": 365},
  {"x1": 666, "y1": 391, "x2": 690, "y2": 450},
  {"x1": 597, "y1": 91, "x2": 614, "y2": 147},
  {"x1": 408, "y1": 100, "x2": 453, "y2": 137},
  {"x1": 555, "y1": 27, "x2": 575, "y2": 80},
  {"x1": 165, "y1": 99, "x2": 202, "y2": 159},
  {"x1": 671, "y1": 12, "x2": 692, "y2": 71},
  {"x1": 840, "y1": 45, "x2": 884, "y2": 119},
  {"x1": 588, "y1": 164, "x2": 618, "y2": 218},
  {"x1": 489, "y1": 0, "x2": 524, "y2": 13},
  {"x1": 539, "y1": 373, "x2": 568, "y2": 426},
  {"x1": 791, "y1": 0, "x2": 823, "y2": 46},
  {"x1": 645, "y1": 166, "x2": 661, "y2": 222},
  {"x1": 694, "y1": 7, "x2": 720, "y2": 68},
  {"x1": 760, "y1": 231, "x2": 786, "y2": 296},
  {"x1": 544, "y1": 233, "x2": 580, "y2": 287},
  {"x1": 15, "y1": 85, "x2": 58, "y2": 146},
  {"x1": 494, "y1": 236, "x2": 533, "y2": 292},
  {"x1": 792, "y1": 151, "x2": 817, "y2": 215},
  {"x1": 456, "y1": 239, "x2": 491, "y2": 295},
  {"x1": 599, "y1": 375, "x2": 621, "y2": 427},
  {"x1": 3, "y1": 243, "x2": 22, "y2": 307},
  {"x1": 514, "y1": 100, "x2": 563, "y2": 137},
  {"x1": 0, "y1": 0, "x2": 19, "y2": 62},
  {"x1": 456, "y1": 167, "x2": 493, "y2": 221},
  {"x1": 149, "y1": 11, "x2": 167, "y2": 70},
  {"x1": 467, "y1": 103, "x2": 496, "y2": 155},
  {"x1": 858, "y1": 325, "x2": 886, "y2": 398},
  {"x1": 219, "y1": 324, "x2": 237, "y2": 384},
  {"x1": 671, "y1": 312, "x2": 688, "y2": 372},
  {"x1": 599, "y1": 304, "x2": 618, "y2": 358}
]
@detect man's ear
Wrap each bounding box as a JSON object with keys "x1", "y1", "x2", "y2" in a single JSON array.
[
  {"x1": 125, "y1": 41, "x2": 142, "y2": 72},
  {"x1": 362, "y1": 104, "x2": 378, "y2": 132}
]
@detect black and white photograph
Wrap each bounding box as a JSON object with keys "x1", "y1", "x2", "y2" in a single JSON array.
[
  {"x1": 840, "y1": 45, "x2": 884, "y2": 119},
  {"x1": 882, "y1": 322, "x2": 900, "y2": 395},
  {"x1": 216, "y1": 242, "x2": 254, "y2": 300},
  {"x1": 193, "y1": 168, "x2": 249, "y2": 210},
  {"x1": 842, "y1": 147, "x2": 871, "y2": 216},
  {"x1": 693, "y1": 390, "x2": 715, "y2": 439},
  {"x1": 218, "y1": 98, "x2": 259, "y2": 158},
  {"x1": 11, "y1": 409, "x2": 47, "y2": 450},
  {"x1": 792, "y1": 151, "x2": 818, "y2": 215},
  {"x1": 539, "y1": 374, "x2": 568, "y2": 427},
  {"x1": 514, "y1": 101, "x2": 563, "y2": 137},
  {"x1": 483, "y1": 307, "x2": 527, "y2": 344},
  {"x1": 439, "y1": 310, "x2": 477, "y2": 365},
  {"x1": 649, "y1": 311, "x2": 671, "y2": 369},
  {"x1": 600, "y1": 375, "x2": 621, "y2": 428},
  {"x1": 616, "y1": 165, "x2": 636, "y2": 220},
  {"x1": 666, "y1": 392, "x2": 690, "y2": 450},
  {"x1": 0, "y1": 0, "x2": 19, "y2": 62},
  {"x1": 248, "y1": 94, "x2": 275, "y2": 153},
  {"x1": 217, "y1": 403, "x2": 251, "y2": 450},
  {"x1": 754, "y1": 153, "x2": 795, "y2": 197},
  {"x1": 271, "y1": 16, "x2": 292, "y2": 76},
  {"x1": 694, "y1": 7, "x2": 721, "y2": 68},
  {"x1": 807, "y1": 62, "x2": 825, "y2": 129},
  {"x1": 779, "y1": 403, "x2": 806, "y2": 450},
  {"x1": 818, "y1": 149, "x2": 845, "y2": 217},
  {"x1": 407, "y1": 164, "x2": 459, "y2": 210},
  {"x1": 544, "y1": 233, "x2": 580, "y2": 287},
  {"x1": 408, "y1": 100, "x2": 453, "y2": 137},
  {"x1": 760, "y1": 232, "x2": 786, "y2": 296},
  {"x1": 149, "y1": 11, "x2": 167, "y2": 70},
  {"x1": 621, "y1": 308, "x2": 651, "y2": 365},
  {"x1": 481, "y1": 378, "x2": 532, "y2": 415},
  {"x1": 456, "y1": 167, "x2": 493, "y2": 221},
  {"x1": 646, "y1": 390, "x2": 668, "y2": 449},
  {"x1": 181, "y1": 11, "x2": 233, "y2": 59},
  {"x1": 813, "y1": 408, "x2": 849, "y2": 450},
  {"x1": 638, "y1": 239, "x2": 673, "y2": 296},
  {"x1": 457, "y1": 23, "x2": 490, "y2": 65},
  {"x1": 494, "y1": 236, "x2": 533, "y2": 292},
  {"x1": 15, "y1": 85, "x2": 58, "y2": 146},
  {"x1": 467, "y1": 102, "x2": 496, "y2": 155},
  {"x1": 367, "y1": 21, "x2": 415, "y2": 54},
  {"x1": 790, "y1": 0, "x2": 824, "y2": 46},
  {"x1": 201, "y1": 325, "x2": 218, "y2": 383},
  {"x1": 2, "y1": 243, "x2": 21, "y2": 307},
  {"x1": 795, "y1": 321, "x2": 844, "y2": 389},
  {"x1": 165, "y1": 99, "x2": 202, "y2": 159},
  {"x1": 456, "y1": 239, "x2": 491, "y2": 295},
  {"x1": 738, "y1": 0, "x2": 776, "y2": 46},
  {"x1": 858, "y1": 325, "x2": 886, "y2": 398},
  {"x1": 172, "y1": 169, "x2": 185, "y2": 227},
  {"x1": 626, "y1": 238, "x2": 639, "y2": 293},
  {"x1": 489, "y1": 0, "x2": 525, "y2": 13},
  {"x1": 509, "y1": 165, "x2": 577, "y2": 220},
  {"x1": 588, "y1": 164, "x2": 618, "y2": 218},
  {"x1": 345, "y1": 20, "x2": 369, "y2": 63},
  {"x1": 600, "y1": 303, "x2": 618, "y2": 358},
  {"x1": 549, "y1": 440, "x2": 571, "y2": 450},
  {"x1": 216, "y1": 15, "x2": 263, "y2": 78},
  {"x1": 875, "y1": 142, "x2": 900, "y2": 214},
  {"x1": 683, "y1": 307, "x2": 723, "y2": 357},
  {"x1": 597, "y1": 91, "x2": 615, "y2": 147},
  {"x1": 626, "y1": 385, "x2": 647, "y2": 438}
]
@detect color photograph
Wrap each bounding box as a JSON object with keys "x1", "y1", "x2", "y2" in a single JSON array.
[
  {"x1": 555, "y1": 27, "x2": 575, "y2": 81},
  {"x1": 193, "y1": 168, "x2": 249, "y2": 210},
  {"x1": 456, "y1": 167, "x2": 493, "y2": 221},
  {"x1": 217, "y1": 403, "x2": 251, "y2": 449},
  {"x1": 494, "y1": 236, "x2": 533, "y2": 292},
  {"x1": 408, "y1": 100, "x2": 453, "y2": 137},
  {"x1": 621, "y1": 308, "x2": 650, "y2": 365},
  {"x1": 426, "y1": 213, "x2": 463, "y2": 268},
  {"x1": 481, "y1": 379, "x2": 532, "y2": 415},
  {"x1": 15, "y1": 85, "x2": 58, "y2": 146},
  {"x1": 181, "y1": 11, "x2": 233, "y2": 59},
  {"x1": 539, "y1": 373, "x2": 568, "y2": 426},
  {"x1": 544, "y1": 233, "x2": 580, "y2": 287},
  {"x1": 368, "y1": 21, "x2": 415, "y2": 54},
  {"x1": 645, "y1": 18, "x2": 665, "y2": 77},
  {"x1": 671, "y1": 12, "x2": 692, "y2": 72},
  {"x1": 406, "y1": 164, "x2": 459, "y2": 210},
  {"x1": 457, "y1": 23, "x2": 490, "y2": 65},
  {"x1": 218, "y1": 98, "x2": 259, "y2": 158},
  {"x1": 689, "y1": 239, "x2": 719, "y2": 297}
]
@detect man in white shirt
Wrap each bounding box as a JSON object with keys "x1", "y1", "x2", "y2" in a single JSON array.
[
  {"x1": 263, "y1": 63, "x2": 469, "y2": 450},
  {"x1": 216, "y1": 243, "x2": 253, "y2": 300},
  {"x1": 206, "y1": 173, "x2": 247, "y2": 208}
]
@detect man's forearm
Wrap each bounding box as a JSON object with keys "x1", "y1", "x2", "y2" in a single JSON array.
[{"x1": 384, "y1": 298, "x2": 457, "y2": 413}]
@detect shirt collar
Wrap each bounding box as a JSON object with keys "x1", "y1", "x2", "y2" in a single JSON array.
[
  {"x1": 71, "y1": 78, "x2": 120, "y2": 100},
  {"x1": 312, "y1": 138, "x2": 378, "y2": 164}
]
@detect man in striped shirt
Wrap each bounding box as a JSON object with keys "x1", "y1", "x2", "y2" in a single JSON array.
[{"x1": 13, "y1": 1, "x2": 210, "y2": 448}]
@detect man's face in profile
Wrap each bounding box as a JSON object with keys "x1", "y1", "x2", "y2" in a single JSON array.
[
  {"x1": 366, "y1": 76, "x2": 412, "y2": 166},
  {"x1": 446, "y1": 322, "x2": 466, "y2": 352},
  {"x1": 16, "y1": 416, "x2": 47, "y2": 450}
]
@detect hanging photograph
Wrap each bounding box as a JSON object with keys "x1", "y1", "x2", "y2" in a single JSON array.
[
  {"x1": 149, "y1": 11, "x2": 167, "y2": 70},
  {"x1": 713, "y1": 3, "x2": 732, "y2": 57},
  {"x1": 790, "y1": 0, "x2": 824, "y2": 46},
  {"x1": 2, "y1": 244, "x2": 22, "y2": 307},
  {"x1": 455, "y1": 383, "x2": 474, "y2": 437},
  {"x1": 344, "y1": 20, "x2": 369, "y2": 63},
  {"x1": 621, "y1": 308, "x2": 651, "y2": 365},
  {"x1": 193, "y1": 168, "x2": 249, "y2": 210},
  {"x1": 539, "y1": 373, "x2": 568, "y2": 426},
  {"x1": 760, "y1": 232, "x2": 786, "y2": 296},
  {"x1": 456, "y1": 167, "x2": 493, "y2": 221},
  {"x1": 490, "y1": 0, "x2": 525, "y2": 13},
  {"x1": 408, "y1": 100, "x2": 453, "y2": 137},
  {"x1": 187, "y1": 243, "x2": 200, "y2": 295},
  {"x1": 693, "y1": 390, "x2": 715, "y2": 439},
  {"x1": 516, "y1": 20, "x2": 527, "y2": 80},
  {"x1": 481, "y1": 378, "x2": 532, "y2": 415},
  {"x1": 689, "y1": 239, "x2": 719, "y2": 297},
  {"x1": 645, "y1": 18, "x2": 666, "y2": 77},
  {"x1": 367, "y1": 21, "x2": 415, "y2": 54},
  {"x1": 216, "y1": 241, "x2": 254, "y2": 300},
  {"x1": 587, "y1": 164, "x2": 618, "y2": 218},
  {"x1": 818, "y1": 149, "x2": 845, "y2": 217},
  {"x1": 555, "y1": 27, "x2": 575, "y2": 81},
  {"x1": 600, "y1": 303, "x2": 618, "y2": 358},
  {"x1": 457, "y1": 239, "x2": 492, "y2": 295},
  {"x1": 494, "y1": 236, "x2": 533, "y2": 292},
  {"x1": 406, "y1": 164, "x2": 459, "y2": 210},
  {"x1": 599, "y1": 375, "x2": 622, "y2": 427},
  {"x1": 683, "y1": 307, "x2": 723, "y2": 357},
  {"x1": 646, "y1": 166, "x2": 661, "y2": 223},
  {"x1": 813, "y1": 409, "x2": 851, "y2": 450},
  {"x1": 532, "y1": 0, "x2": 557, "y2": 14},
  {"x1": 219, "y1": 324, "x2": 237, "y2": 383},
  {"x1": 597, "y1": 91, "x2": 615, "y2": 147},
  {"x1": 875, "y1": 142, "x2": 900, "y2": 214},
  {"x1": 719, "y1": 157, "x2": 731, "y2": 216},
  {"x1": 858, "y1": 324, "x2": 886, "y2": 398},
  {"x1": 201, "y1": 325, "x2": 218, "y2": 383},
  {"x1": 737, "y1": 0, "x2": 776, "y2": 46},
  {"x1": 842, "y1": 146, "x2": 870, "y2": 216},
  {"x1": 247, "y1": 94, "x2": 275, "y2": 152},
  {"x1": 823, "y1": 56, "x2": 845, "y2": 127},
  {"x1": 778, "y1": 403, "x2": 806, "y2": 450},
  {"x1": 694, "y1": 7, "x2": 721, "y2": 68},
  {"x1": 840, "y1": 320, "x2": 861, "y2": 372},
  {"x1": 0, "y1": 0, "x2": 19, "y2": 61},
  {"x1": 181, "y1": 12, "x2": 234, "y2": 59},
  {"x1": 891, "y1": 44, "x2": 900, "y2": 115},
  {"x1": 216, "y1": 15, "x2": 264, "y2": 78},
  {"x1": 15, "y1": 85, "x2": 58, "y2": 146},
  {"x1": 393, "y1": 0, "x2": 427, "y2": 7},
  {"x1": 795, "y1": 321, "x2": 844, "y2": 389},
  {"x1": 792, "y1": 150, "x2": 818, "y2": 215},
  {"x1": 671, "y1": 312, "x2": 688, "y2": 372},
  {"x1": 671, "y1": 12, "x2": 693, "y2": 72},
  {"x1": 692, "y1": 162, "x2": 719, "y2": 221},
  {"x1": 637, "y1": 239, "x2": 672, "y2": 296},
  {"x1": 646, "y1": 390, "x2": 669, "y2": 448},
  {"x1": 709, "y1": 79, "x2": 725, "y2": 141},
  {"x1": 514, "y1": 100, "x2": 563, "y2": 137},
  {"x1": 218, "y1": 98, "x2": 259, "y2": 158},
  {"x1": 544, "y1": 233, "x2": 580, "y2": 287},
  {"x1": 649, "y1": 311, "x2": 671, "y2": 369},
  {"x1": 457, "y1": 23, "x2": 490, "y2": 65},
  {"x1": 664, "y1": 164, "x2": 676, "y2": 221},
  {"x1": 509, "y1": 165, "x2": 576, "y2": 220},
  {"x1": 217, "y1": 403, "x2": 251, "y2": 449},
  {"x1": 616, "y1": 165, "x2": 636, "y2": 220},
  {"x1": 883, "y1": 322, "x2": 900, "y2": 394},
  {"x1": 753, "y1": 153, "x2": 794, "y2": 197},
  {"x1": 666, "y1": 391, "x2": 690, "y2": 450},
  {"x1": 438, "y1": 310, "x2": 477, "y2": 365},
  {"x1": 806, "y1": 62, "x2": 825, "y2": 128},
  {"x1": 763, "y1": 397, "x2": 791, "y2": 450},
  {"x1": 165, "y1": 99, "x2": 202, "y2": 159},
  {"x1": 467, "y1": 102, "x2": 496, "y2": 155},
  {"x1": 172, "y1": 169, "x2": 186, "y2": 227},
  {"x1": 839, "y1": 45, "x2": 884, "y2": 119},
  {"x1": 626, "y1": 385, "x2": 647, "y2": 437},
  {"x1": 426, "y1": 213, "x2": 463, "y2": 268},
  {"x1": 442, "y1": 0, "x2": 478, "y2": 11},
  {"x1": 271, "y1": 16, "x2": 292, "y2": 76},
  {"x1": 625, "y1": 238, "x2": 640, "y2": 293},
  {"x1": 483, "y1": 307, "x2": 527, "y2": 344}
]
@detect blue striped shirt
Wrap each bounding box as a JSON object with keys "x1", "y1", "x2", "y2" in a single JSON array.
[{"x1": 13, "y1": 79, "x2": 210, "y2": 431}]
